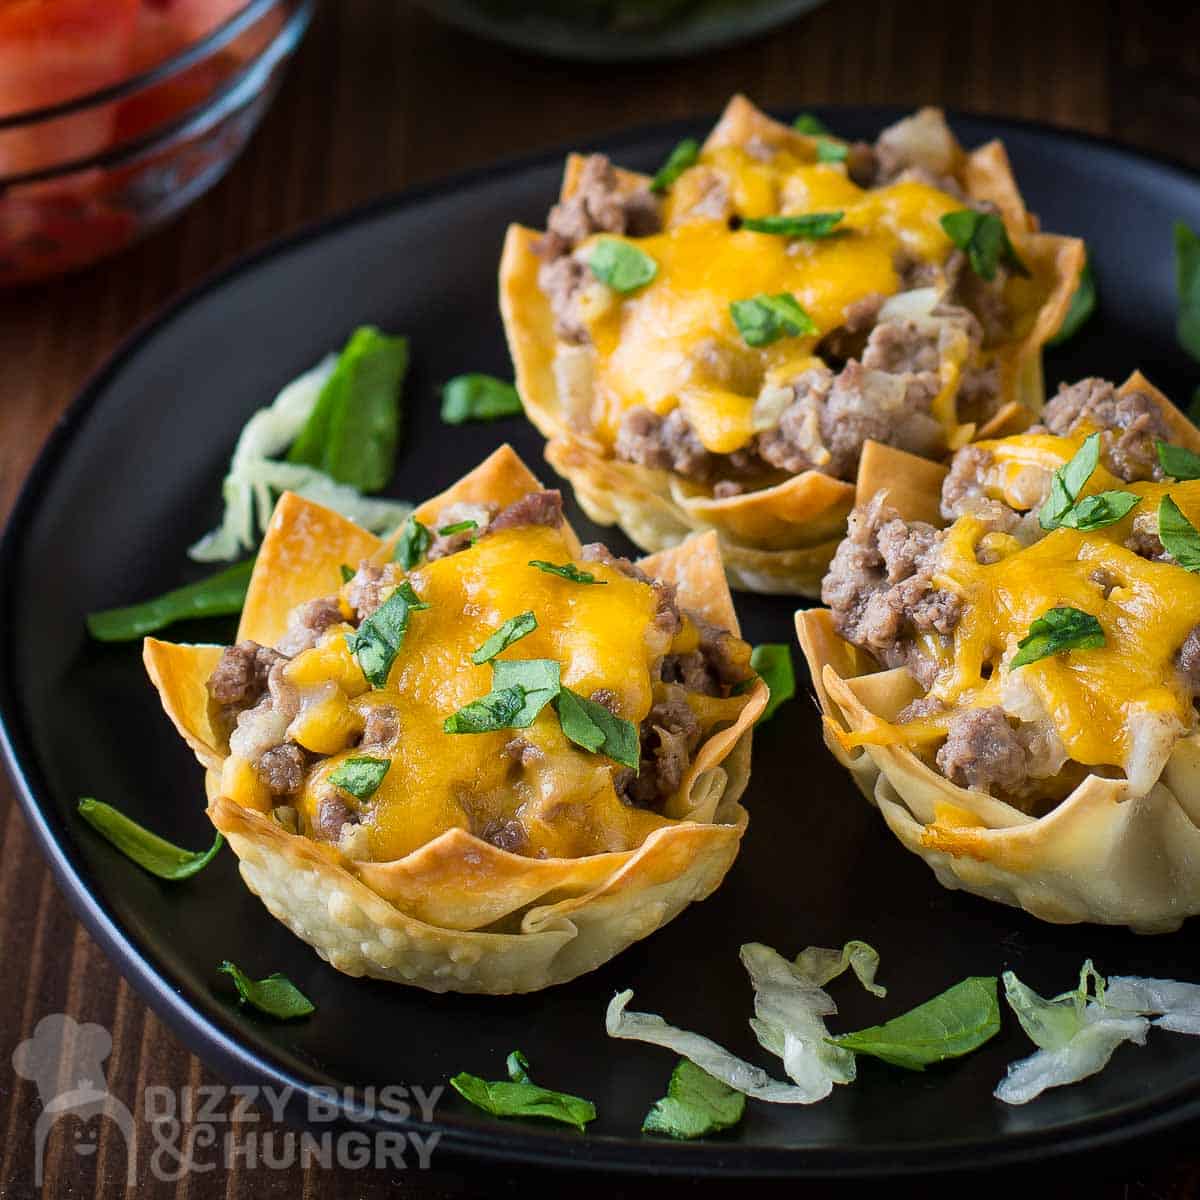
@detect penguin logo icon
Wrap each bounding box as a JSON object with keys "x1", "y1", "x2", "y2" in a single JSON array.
[{"x1": 12, "y1": 1013, "x2": 137, "y2": 1186}]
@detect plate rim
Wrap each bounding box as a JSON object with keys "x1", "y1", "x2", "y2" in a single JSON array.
[{"x1": 5, "y1": 107, "x2": 1200, "y2": 1177}]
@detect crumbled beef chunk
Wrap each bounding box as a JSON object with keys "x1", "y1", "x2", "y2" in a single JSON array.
[
  {"x1": 821, "y1": 359, "x2": 946, "y2": 476},
  {"x1": 1126, "y1": 514, "x2": 1167, "y2": 560},
  {"x1": 897, "y1": 696, "x2": 946, "y2": 723},
  {"x1": 756, "y1": 367, "x2": 836, "y2": 474},
  {"x1": 208, "y1": 641, "x2": 284, "y2": 707},
  {"x1": 944, "y1": 251, "x2": 1010, "y2": 345},
  {"x1": 227, "y1": 661, "x2": 300, "y2": 763},
  {"x1": 712, "y1": 481, "x2": 744, "y2": 498},
  {"x1": 613, "y1": 407, "x2": 761, "y2": 485},
  {"x1": 256, "y1": 743, "x2": 306, "y2": 796},
  {"x1": 956, "y1": 363, "x2": 1002, "y2": 425},
  {"x1": 347, "y1": 561, "x2": 387, "y2": 622},
  {"x1": 845, "y1": 141, "x2": 878, "y2": 188},
  {"x1": 503, "y1": 737, "x2": 543, "y2": 767},
  {"x1": 489, "y1": 489, "x2": 564, "y2": 532},
  {"x1": 1041, "y1": 378, "x2": 1168, "y2": 483},
  {"x1": 360, "y1": 705, "x2": 399, "y2": 750},
  {"x1": 818, "y1": 293, "x2": 886, "y2": 362},
  {"x1": 539, "y1": 154, "x2": 661, "y2": 257},
  {"x1": 821, "y1": 496, "x2": 961, "y2": 688},
  {"x1": 1178, "y1": 626, "x2": 1200, "y2": 695},
  {"x1": 935, "y1": 706, "x2": 1030, "y2": 794},
  {"x1": 939, "y1": 445, "x2": 1019, "y2": 533},
  {"x1": 479, "y1": 818, "x2": 528, "y2": 855},
  {"x1": 427, "y1": 502, "x2": 496, "y2": 560},
  {"x1": 894, "y1": 251, "x2": 939, "y2": 291},
  {"x1": 756, "y1": 356, "x2": 946, "y2": 482},
  {"x1": 277, "y1": 597, "x2": 343, "y2": 656},
  {"x1": 579, "y1": 541, "x2": 682, "y2": 636},
  {"x1": 313, "y1": 794, "x2": 358, "y2": 842},
  {"x1": 617, "y1": 694, "x2": 702, "y2": 810},
  {"x1": 537, "y1": 255, "x2": 591, "y2": 344},
  {"x1": 660, "y1": 616, "x2": 751, "y2": 697}
]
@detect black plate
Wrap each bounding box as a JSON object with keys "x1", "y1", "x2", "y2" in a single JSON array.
[{"x1": 5, "y1": 109, "x2": 1200, "y2": 1179}]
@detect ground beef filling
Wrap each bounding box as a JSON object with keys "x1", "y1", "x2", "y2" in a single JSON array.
[
  {"x1": 1040, "y1": 378, "x2": 1168, "y2": 483},
  {"x1": 534, "y1": 154, "x2": 662, "y2": 344},
  {"x1": 539, "y1": 122, "x2": 1017, "y2": 492},
  {"x1": 821, "y1": 495, "x2": 961, "y2": 689},
  {"x1": 207, "y1": 501, "x2": 744, "y2": 844}
]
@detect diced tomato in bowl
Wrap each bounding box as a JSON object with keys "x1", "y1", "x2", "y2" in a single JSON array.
[{"x1": 0, "y1": 0, "x2": 311, "y2": 286}]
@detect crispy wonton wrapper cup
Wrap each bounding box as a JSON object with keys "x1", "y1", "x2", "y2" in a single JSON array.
[
  {"x1": 500, "y1": 94, "x2": 1084, "y2": 597},
  {"x1": 144, "y1": 446, "x2": 767, "y2": 992},
  {"x1": 796, "y1": 374, "x2": 1200, "y2": 933}
]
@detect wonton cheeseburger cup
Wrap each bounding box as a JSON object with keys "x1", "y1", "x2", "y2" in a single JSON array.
[
  {"x1": 501, "y1": 94, "x2": 1084, "y2": 596},
  {"x1": 145, "y1": 446, "x2": 766, "y2": 993},
  {"x1": 798, "y1": 372, "x2": 1200, "y2": 933}
]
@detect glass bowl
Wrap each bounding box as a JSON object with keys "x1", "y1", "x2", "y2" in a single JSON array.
[{"x1": 0, "y1": 0, "x2": 314, "y2": 287}]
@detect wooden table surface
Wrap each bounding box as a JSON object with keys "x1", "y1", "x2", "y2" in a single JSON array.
[{"x1": 4, "y1": 0, "x2": 1200, "y2": 1195}]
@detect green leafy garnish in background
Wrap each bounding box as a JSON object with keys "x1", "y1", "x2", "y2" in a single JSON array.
[
  {"x1": 287, "y1": 326, "x2": 409, "y2": 493},
  {"x1": 346, "y1": 581, "x2": 428, "y2": 687},
  {"x1": 651, "y1": 138, "x2": 700, "y2": 194},
  {"x1": 86, "y1": 559, "x2": 253, "y2": 642},
  {"x1": 555, "y1": 688, "x2": 640, "y2": 770},
  {"x1": 339, "y1": 563, "x2": 355, "y2": 583},
  {"x1": 1158, "y1": 495, "x2": 1200, "y2": 572},
  {"x1": 741, "y1": 211, "x2": 844, "y2": 239},
  {"x1": 831, "y1": 976, "x2": 1000, "y2": 1070},
  {"x1": 642, "y1": 1059, "x2": 745, "y2": 1139},
  {"x1": 394, "y1": 517, "x2": 432, "y2": 569},
  {"x1": 327, "y1": 755, "x2": 390, "y2": 800},
  {"x1": 730, "y1": 293, "x2": 817, "y2": 347},
  {"x1": 587, "y1": 238, "x2": 658, "y2": 293},
  {"x1": 792, "y1": 113, "x2": 830, "y2": 136},
  {"x1": 472, "y1": 612, "x2": 538, "y2": 665},
  {"x1": 940, "y1": 210, "x2": 1029, "y2": 282},
  {"x1": 218, "y1": 961, "x2": 314, "y2": 1020},
  {"x1": 1157, "y1": 440, "x2": 1200, "y2": 481},
  {"x1": 1039, "y1": 433, "x2": 1101, "y2": 530},
  {"x1": 1175, "y1": 221, "x2": 1200, "y2": 361},
  {"x1": 816, "y1": 139, "x2": 848, "y2": 163},
  {"x1": 78, "y1": 798, "x2": 223, "y2": 880},
  {"x1": 451, "y1": 1051, "x2": 596, "y2": 1131},
  {"x1": 1011, "y1": 606, "x2": 1105, "y2": 670},
  {"x1": 441, "y1": 374, "x2": 524, "y2": 424},
  {"x1": 749, "y1": 643, "x2": 795, "y2": 723},
  {"x1": 1047, "y1": 254, "x2": 1097, "y2": 346},
  {"x1": 529, "y1": 560, "x2": 606, "y2": 585}
]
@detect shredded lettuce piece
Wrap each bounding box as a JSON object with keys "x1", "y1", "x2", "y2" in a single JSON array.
[
  {"x1": 607, "y1": 990, "x2": 815, "y2": 1103},
  {"x1": 606, "y1": 940, "x2": 886, "y2": 1105},
  {"x1": 994, "y1": 961, "x2": 1149, "y2": 1105},
  {"x1": 794, "y1": 940, "x2": 886, "y2": 998},
  {"x1": 189, "y1": 357, "x2": 412, "y2": 561},
  {"x1": 742, "y1": 943, "x2": 857, "y2": 1099},
  {"x1": 1106, "y1": 976, "x2": 1200, "y2": 1035}
]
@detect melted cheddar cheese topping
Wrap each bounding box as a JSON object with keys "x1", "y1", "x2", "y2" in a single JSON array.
[
  {"x1": 887, "y1": 431, "x2": 1200, "y2": 775},
  {"x1": 580, "y1": 144, "x2": 965, "y2": 454},
  {"x1": 224, "y1": 523, "x2": 749, "y2": 862}
]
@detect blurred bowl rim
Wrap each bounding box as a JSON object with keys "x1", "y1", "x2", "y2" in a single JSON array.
[
  {"x1": 0, "y1": 0, "x2": 314, "y2": 189},
  {"x1": 0, "y1": 0, "x2": 286, "y2": 130}
]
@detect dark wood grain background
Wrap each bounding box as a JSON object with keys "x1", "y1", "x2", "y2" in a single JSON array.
[{"x1": 4, "y1": 1, "x2": 1200, "y2": 1195}]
